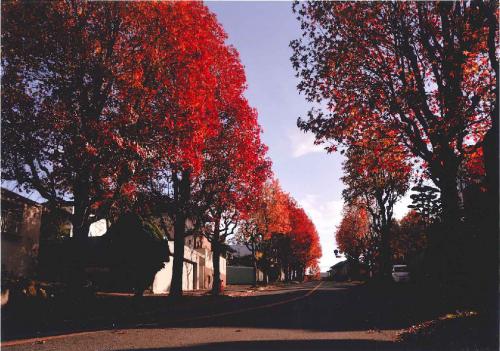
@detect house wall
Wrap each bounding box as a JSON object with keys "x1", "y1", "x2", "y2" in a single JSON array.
[
  {"x1": 220, "y1": 256, "x2": 227, "y2": 286},
  {"x1": 152, "y1": 242, "x2": 227, "y2": 293},
  {"x1": 196, "y1": 247, "x2": 227, "y2": 289},
  {"x1": 226, "y1": 266, "x2": 264, "y2": 285},
  {"x1": 153, "y1": 242, "x2": 199, "y2": 293},
  {"x1": 1, "y1": 194, "x2": 43, "y2": 278},
  {"x1": 89, "y1": 219, "x2": 107, "y2": 237}
]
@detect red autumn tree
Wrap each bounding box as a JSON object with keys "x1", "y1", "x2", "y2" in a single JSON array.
[
  {"x1": 2, "y1": 2, "x2": 147, "y2": 239},
  {"x1": 336, "y1": 205, "x2": 370, "y2": 263},
  {"x1": 257, "y1": 179, "x2": 293, "y2": 239},
  {"x1": 237, "y1": 180, "x2": 322, "y2": 284},
  {"x1": 291, "y1": 1, "x2": 497, "y2": 229},
  {"x1": 307, "y1": 263, "x2": 321, "y2": 281},
  {"x1": 1, "y1": 1, "x2": 225, "y2": 242},
  {"x1": 126, "y1": 2, "x2": 262, "y2": 297},
  {"x1": 237, "y1": 179, "x2": 291, "y2": 285},
  {"x1": 341, "y1": 129, "x2": 411, "y2": 277},
  {"x1": 191, "y1": 46, "x2": 271, "y2": 295},
  {"x1": 390, "y1": 211, "x2": 428, "y2": 264},
  {"x1": 2, "y1": 1, "x2": 261, "y2": 297},
  {"x1": 287, "y1": 199, "x2": 322, "y2": 281}
]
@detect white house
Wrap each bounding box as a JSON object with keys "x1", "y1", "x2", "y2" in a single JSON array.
[
  {"x1": 88, "y1": 217, "x2": 226, "y2": 293},
  {"x1": 152, "y1": 235, "x2": 226, "y2": 293}
]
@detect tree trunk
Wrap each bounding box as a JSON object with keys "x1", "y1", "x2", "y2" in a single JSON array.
[
  {"x1": 439, "y1": 174, "x2": 461, "y2": 227},
  {"x1": 211, "y1": 216, "x2": 222, "y2": 295},
  {"x1": 379, "y1": 224, "x2": 391, "y2": 280},
  {"x1": 435, "y1": 168, "x2": 462, "y2": 283},
  {"x1": 72, "y1": 179, "x2": 91, "y2": 240},
  {"x1": 483, "y1": 107, "x2": 499, "y2": 237},
  {"x1": 69, "y1": 180, "x2": 91, "y2": 289},
  {"x1": 480, "y1": 0, "x2": 499, "y2": 225},
  {"x1": 375, "y1": 193, "x2": 392, "y2": 280},
  {"x1": 477, "y1": 1, "x2": 499, "y2": 334},
  {"x1": 72, "y1": 215, "x2": 90, "y2": 240},
  {"x1": 170, "y1": 217, "x2": 185, "y2": 297},
  {"x1": 170, "y1": 170, "x2": 190, "y2": 298},
  {"x1": 251, "y1": 241, "x2": 257, "y2": 287},
  {"x1": 481, "y1": 119, "x2": 499, "y2": 334}
]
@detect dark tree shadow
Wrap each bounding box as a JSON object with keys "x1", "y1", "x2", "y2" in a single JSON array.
[{"x1": 113, "y1": 338, "x2": 490, "y2": 351}]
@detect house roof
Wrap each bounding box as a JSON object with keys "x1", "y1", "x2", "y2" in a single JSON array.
[
  {"x1": 229, "y1": 244, "x2": 252, "y2": 257},
  {"x1": 1, "y1": 187, "x2": 43, "y2": 206},
  {"x1": 330, "y1": 260, "x2": 348, "y2": 270}
]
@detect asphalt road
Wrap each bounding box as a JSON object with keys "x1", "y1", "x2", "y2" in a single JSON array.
[{"x1": 1, "y1": 281, "x2": 461, "y2": 351}]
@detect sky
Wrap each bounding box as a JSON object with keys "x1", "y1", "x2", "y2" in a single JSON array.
[{"x1": 207, "y1": 1, "x2": 411, "y2": 271}]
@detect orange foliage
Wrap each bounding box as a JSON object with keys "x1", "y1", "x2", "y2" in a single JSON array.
[{"x1": 335, "y1": 205, "x2": 370, "y2": 261}]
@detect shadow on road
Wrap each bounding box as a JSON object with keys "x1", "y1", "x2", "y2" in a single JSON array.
[
  {"x1": 112, "y1": 339, "x2": 427, "y2": 351},
  {"x1": 0, "y1": 281, "x2": 480, "y2": 343},
  {"x1": 163, "y1": 281, "x2": 458, "y2": 333}
]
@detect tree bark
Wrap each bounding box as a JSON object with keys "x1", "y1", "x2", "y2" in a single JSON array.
[
  {"x1": 375, "y1": 193, "x2": 392, "y2": 280},
  {"x1": 435, "y1": 166, "x2": 462, "y2": 283},
  {"x1": 170, "y1": 170, "x2": 190, "y2": 298},
  {"x1": 379, "y1": 223, "x2": 392, "y2": 279},
  {"x1": 211, "y1": 216, "x2": 222, "y2": 295},
  {"x1": 483, "y1": 115, "x2": 499, "y2": 227},
  {"x1": 72, "y1": 176, "x2": 91, "y2": 240},
  {"x1": 478, "y1": 0, "x2": 499, "y2": 326},
  {"x1": 251, "y1": 241, "x2": 257, "y2": 287},
  {"x1": 70, "y1": 178, "x2": 91, "y2": 289},
  {"x1": 438, "y1": 173, "x2": 461, "y2": 227},
  {"x1": 480, "y1": 0, "x2": 499, "y2": 218}
]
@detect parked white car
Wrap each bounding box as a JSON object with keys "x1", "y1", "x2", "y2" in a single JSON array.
[{"x1": 392, "y1": 265, "x2": 410, "y2": 283}]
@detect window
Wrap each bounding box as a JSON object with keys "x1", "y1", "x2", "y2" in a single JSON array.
[
  {"x1": 1, "y1": 202, "x2": 23, "y2": 239},
  {"x1": 194, "y1": 238, "x2": 202, "y2": 249}
]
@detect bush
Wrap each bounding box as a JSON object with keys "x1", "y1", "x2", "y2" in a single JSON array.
[{"x1": 106, "y1": 212, "x2": 170, "y2": 296}]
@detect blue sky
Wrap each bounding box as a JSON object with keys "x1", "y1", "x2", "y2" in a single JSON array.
[
  {"x1": 207, "y1": 1, "x2": 411, "y2": 271},
  {"x1": 206, "y1": 1, "x2": 346, "y2": 271}
]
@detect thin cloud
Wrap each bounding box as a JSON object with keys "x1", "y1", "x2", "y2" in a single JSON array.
[
  {"x1": 288, "y1": 129, "x2": 325, "y2": 158},
  {"x1": 393, "y1": 193, "x2": 412, "y2": 220},
  {"x1": 296, "y1": 194, "x2": 344, "y2": 271}
]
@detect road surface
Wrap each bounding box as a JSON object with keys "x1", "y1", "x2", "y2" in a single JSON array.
[{"x1": 1, "y1": 281, "x2": 457, "y2": 350}]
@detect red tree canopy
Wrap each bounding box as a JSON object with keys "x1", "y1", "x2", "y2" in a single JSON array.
[
  {"x1": 336, "y1": 205, "x2": 370, "y2": 261},
  {"x1": 238, "y1": 180, "x2": 322, "y2": 272},
  {"x1": 1, "y1": 2, "x2": 246, "y2": 236},
  {"x1": 292, "y1": 1, "x2": 497, "y2": 221},
  {"x1": 287, "y1": 197, "x2": 322, "y2": 270},
  {"x1": 195, "y1": 45, "x2": 271, "y2": 220}
]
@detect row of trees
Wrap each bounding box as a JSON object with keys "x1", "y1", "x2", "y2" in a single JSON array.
[
  {"x1": 236, "y1": 180, "x2": 322, "y2": 285},
  {"x1": 2, "y1": 1, "x2": 275, "y2": 296},
  {"x1": 336, "y1": 205, "x2": 427, "y2": 278},
  {"x1": 292, "y1": 0, "x2": 498, "y2": 304}
]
